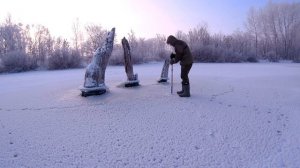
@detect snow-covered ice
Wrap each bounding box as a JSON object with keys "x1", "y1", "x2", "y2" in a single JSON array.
[{"x1": 0, "y1": 63, "x2": 299, "y2": 167}]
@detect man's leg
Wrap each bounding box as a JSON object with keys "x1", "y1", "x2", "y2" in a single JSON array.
[
  {"x1": 181, "y1": 64, "x2": 192, "y2": 84},
  {"x1": 179, "y1": 64, "x2": 192, "y2": 97}
]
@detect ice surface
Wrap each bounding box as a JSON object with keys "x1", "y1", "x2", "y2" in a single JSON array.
[{"x1": 0, "y1": 63, "x2": 299, "y2": 167}]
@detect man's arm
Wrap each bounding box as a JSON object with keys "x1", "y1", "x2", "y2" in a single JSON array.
[{"x1": 173, "y1": 44, "x2": 184, "y2": 63}]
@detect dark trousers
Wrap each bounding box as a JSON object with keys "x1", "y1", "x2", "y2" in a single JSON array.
[{"x1": 181, "y1": 64, "x2": 192, "y2": 85}]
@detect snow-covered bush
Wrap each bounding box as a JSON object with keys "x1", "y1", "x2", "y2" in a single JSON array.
[
  {"x1": 109, "y1": 44, "x2": 124, "y2": 65},
  {"x1": 48, "y1": 50, "x2": 82, "y2": 70},
  {"x1": 192, "y1": 45, "x2": 218, "y2": 62},
  {"x1": 0, "y1": 58, "x2": 3, "y2": 71},
  {"x1": 48, "y1": 38, "x2": 82, "y2": 70},
  {"x1": 266, "y1": 51, "x2": 279, "y2": 62},
  {"x1": 1, "y1": 51, "x2": 36, "y2": 72},
  {"x1": 247, "y1": 57, "x2": 258, "y2": 63}
]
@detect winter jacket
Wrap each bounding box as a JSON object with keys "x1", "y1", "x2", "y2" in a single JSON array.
[{"x1": 167, "y1": 35, "x2": 193, "y2": 65}]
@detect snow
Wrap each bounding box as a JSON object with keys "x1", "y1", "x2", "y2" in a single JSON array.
[{"x1": 0, "y1": 63, "x2": 299, "y2": 167}]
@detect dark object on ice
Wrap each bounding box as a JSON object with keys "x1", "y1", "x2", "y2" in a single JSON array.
[
  {"x1": 81, "y1": 89, "x2": 106, "y2": 97},
  {"x1": 167, "y1": 35, "x2": 193, "y2": 97},
  {"x1": 125, "y1": 83, "x2": 139, "y2": 87},
  {"x1": 121, "y1": 37, "x2": 139, "y2": 87},
  {"x1": 158, "y1": 59, "x2": 170, "y2": 83},
  {"x1": 124, "y1": 77, "x2": 140, "y2": 87},
  {"x1": 158, "y1": 79, "x2": 167, "y2": 83},
  {"x1": 80, "y1": 28, "x2": 115, "y2": 97}
]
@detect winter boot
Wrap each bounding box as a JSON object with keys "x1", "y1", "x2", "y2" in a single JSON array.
[
  {"x1": 177, "y1": 83, "x2": 184, "y2": 95},
  {"x1": 179, "y1": 84, "x2": 190, "y2": 97}
]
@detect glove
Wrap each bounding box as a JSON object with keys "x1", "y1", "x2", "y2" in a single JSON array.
[
  {"x1": 170, "y1": 58, "x2": 175, "y2": 65},
  {"x1": 170, "y1": 53, "x2": 176, "y2": 59}
]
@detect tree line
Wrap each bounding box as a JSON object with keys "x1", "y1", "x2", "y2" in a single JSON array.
[
  {"x1": 177, "y1": 1, "x2": 300, "y2": 63},
  {"x1": 0, "y1": 1, "x2": 299, "y2": 73}
]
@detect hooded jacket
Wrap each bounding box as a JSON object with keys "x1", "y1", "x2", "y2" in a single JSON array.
[{"x1": 167, "y1": 35, "x2": 193, "y2": 65}]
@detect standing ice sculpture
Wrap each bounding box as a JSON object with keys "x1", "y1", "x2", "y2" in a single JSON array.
[
  {"x1": 80, "y1": 28, "x2": 115, "y2": 97},
  {"x1": 158, "y1": 59, "x2": 170, "y2": 83},
  {"x1": 121, "y1": 37, "x2": 139, "y2": 87}
]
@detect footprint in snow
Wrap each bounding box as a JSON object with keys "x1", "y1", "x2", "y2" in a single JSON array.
[
  {"x1": 208, "y1": 130, "x2": 215, "y2": 137},
  {"x1": 277, "y1": 130, "x2": 282, "y2": 136}
]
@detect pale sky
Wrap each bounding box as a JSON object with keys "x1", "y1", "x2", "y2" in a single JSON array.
[{"x1": 0, "y1": 0, "x2": 298, "y2": 42}]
